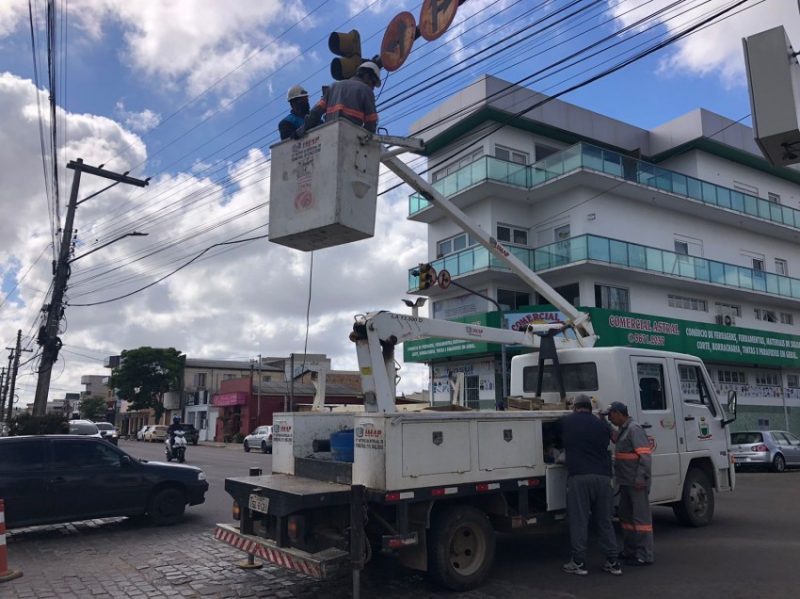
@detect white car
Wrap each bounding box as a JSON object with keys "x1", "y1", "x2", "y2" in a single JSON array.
[
  {"x1": 136, "y1": 425, "x2": 154, "y2": 441},
  {"x1": 68, "y1": 419, "x2": 103, "y2": 439},
  {"x1": 243, "y1": 426, "x2": 273, "y2": 453},
  {"x1": 95, "y1": 422, "x2": 119, "y2": 445}
]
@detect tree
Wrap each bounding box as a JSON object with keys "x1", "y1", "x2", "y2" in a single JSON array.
[
  {"x1": 79, "y1": 395, "x2": 108, "y2": 421},
  {"x1": 109, "y1": 347, "x2": 185, "y2": 420}
]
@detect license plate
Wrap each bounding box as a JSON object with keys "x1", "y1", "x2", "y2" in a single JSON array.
[{"x1": 249, "y1": 494, "x2": 270, "y2": 514}]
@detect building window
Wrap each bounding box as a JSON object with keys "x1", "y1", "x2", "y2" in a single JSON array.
[
  {"x1": 431, "y1": 149, "x2": 483, "y2": 183},
  {"x1": 674, "y1": 241, "x2": 689, "y2": 255},
  {"x1": 222, "y1": 374, "x2": 236, "y2": 381},
  {"x1": 755, "y1": 372, "x2": 780, "y2": 386},
  {"x1": 195, "y1": 373, "x2": 207, "y2": 388},
  {"x1": 497, "y1": 224, "x2": 528, "y2": 246},
  {"x1": 715, "y1": 302, "x2": 741, "y2": 317},
  {"x1": 733, "y1": 181, "x2": 759, "y2": 196},
  {"x1": 788, "y1": 374, "x2": 800, "y2": 388},
  {"x1": 495, "y1": 145, "x2": 528, "y2": 164},
  {"x1": 780, "y1": 312, "x2": 794, "y2": 325},
  {"x1": 595, "y1": 285, "x2": 629, "y2": 311},
  {"x1": 497, "y1": 289, "x2": 530, "y2": 310},
  {"x1": 752, "y1": 258, "x2": 764, "y2": 271},
  {"x1": 534, "y1": 143, "x2": 558, "y2": 161},
  {"x1": 668, "y1": 294, "x2": 707, "y2": 312},
  {"x1": 717, "y1": 370, "x2": 746, "y2": 384},
  {"x1": 775, "y1": 258, "x2": 788, "y2": 276},
  {"x1": 437, "y1": 232, "x2": 476, "y2": 257},
  {"x1": 554, "y1": 224, "x2": 570, "y2": 242},
  {"x1": 754, "y1": 308, "x2": 777, "y2": 323},
  {"x1": 768, "y1": 192, "x2": 781, "y2": 203}
]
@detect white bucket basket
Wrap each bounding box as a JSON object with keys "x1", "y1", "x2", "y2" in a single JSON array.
[{"x1": 268, "y1": 119, "x2": 381, "y2": 251}]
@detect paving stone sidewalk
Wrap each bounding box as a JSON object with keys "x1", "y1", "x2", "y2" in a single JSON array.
[{"x1": 3, "y1": 518, "x2": 534, "y2": 599}]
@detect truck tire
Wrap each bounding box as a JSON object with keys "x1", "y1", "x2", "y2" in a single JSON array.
[
  {"x1": 149, "y1": 488, "x2": 186, "y2": 526},
  {"x1": 427, "y1": 505, "x2": 496, "y2": 591},
  {"x1": 673, "y1": 468, "x2": 714, "y2": 527},
  {"x1": 771, "y1": 454, "x2": 786, "y2": 473}
]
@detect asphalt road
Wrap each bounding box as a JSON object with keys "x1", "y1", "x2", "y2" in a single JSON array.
[{"x1": 7, "y1": 441, "x2": 800, "y2": 598}]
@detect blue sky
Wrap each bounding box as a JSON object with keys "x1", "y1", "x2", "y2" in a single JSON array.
[{"x1": 0, "y1": 0, "x2": 796, "y2": 405}]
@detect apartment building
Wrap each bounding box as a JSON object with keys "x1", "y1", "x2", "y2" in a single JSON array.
[{"x1": 403, "y1": 75, "x2": 800, "y2": 432}]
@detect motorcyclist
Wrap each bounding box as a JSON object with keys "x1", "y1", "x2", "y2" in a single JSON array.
[{"x1": 167, "y1": 416, "x2": 182, "y2": 454}]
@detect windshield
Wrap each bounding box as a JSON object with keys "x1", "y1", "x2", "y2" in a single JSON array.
[
  {"x1": 69, "y1": 422, "x2": 99, "y2": 435},
  {"x1": 731, "y1": 432, "x2": 763, "y2": 444},
  {"x1": 96, "y1": 423, "x2": 114, "y2": 431}
]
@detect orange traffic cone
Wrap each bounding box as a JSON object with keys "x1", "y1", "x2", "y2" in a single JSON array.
[{"x1": 0, "y1": 499, "x2": 23, "y2": 582}]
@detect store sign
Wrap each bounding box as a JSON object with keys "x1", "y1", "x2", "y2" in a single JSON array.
[
  {"x1": 404, "y1": 312, "x2": 503, "y2": 361},
  {"x1": 212, "y1": 392, "x2": 247, "y2": 407}
]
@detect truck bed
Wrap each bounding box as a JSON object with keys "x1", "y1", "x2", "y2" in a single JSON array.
[{"x1": 225, "y1": 473, "x2": 352, "y2": 517}]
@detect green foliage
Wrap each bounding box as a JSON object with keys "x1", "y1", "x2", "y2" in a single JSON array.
[
  {"x1": 79, "y1": 395, "x2": 108, "y2": 421},
  {"x1": 233, "y1": 432, "x2": 245, "y2": 443},
  {"x1": 109, "y1": 347, "x2": 185, "y2": 419},
  {"x1": 10, "y1": 413, "x2": 68, "y2": 436}
]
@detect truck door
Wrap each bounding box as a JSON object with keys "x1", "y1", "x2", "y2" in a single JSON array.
[
  {"x1": 676, "y1": 362, "x2": 725, "y2": 455},
  {"x1": 628, "y1": 356, "x2": 680, "y2": 502}
]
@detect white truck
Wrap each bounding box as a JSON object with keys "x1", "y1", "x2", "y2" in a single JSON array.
[{"x1": 214, "y1": 120, "x2": 737, "y2": 592}]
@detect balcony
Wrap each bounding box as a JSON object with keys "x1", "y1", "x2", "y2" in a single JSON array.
[
  {"x1": 408, "y1": 234, "x2": 800, "y2": 300},
  {"x1": 408, "y1": 143, "x2": 800, "y2": 232}
]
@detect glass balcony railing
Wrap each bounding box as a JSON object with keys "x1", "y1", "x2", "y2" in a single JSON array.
[
  {"x1": 409, "y1": 234, "x2": 800, "y2": 300},
  {"x1": 408, "y1": 143, "x2": 800, "y2": 231}
]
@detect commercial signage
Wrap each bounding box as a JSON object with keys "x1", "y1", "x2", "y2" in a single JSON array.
[
  {"x1": 404, "y1": 306, "x2": 800, "y2": 367},
  {"x1": 212, "y1": 392, "x2": 247, "y2": 407}
]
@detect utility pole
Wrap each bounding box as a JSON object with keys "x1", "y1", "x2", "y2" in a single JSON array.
[
  {"x1": 33, "y1": 159, "x2": 149, "y2": 415},
  {"x1": 0, "y1": 367, "x2": 7, "y2": 421},
  {"x1": 257, "y1": 353, "x2": 262, "y2": 424},
  {"x1": 7, "y1": 330, "x2": 29, "y2": 421}
]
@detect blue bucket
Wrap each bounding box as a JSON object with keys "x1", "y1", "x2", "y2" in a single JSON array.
[{"x1": 330, "y1": 429, "x2": 355, "y2": 463}]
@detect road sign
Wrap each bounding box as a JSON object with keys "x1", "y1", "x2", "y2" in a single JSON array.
[
  {"x1": 418, "y1": 0, "x2": 458, "y2": 42},
  {"x1": 381, "y1": 12, "x2": 417, "y2": 72},
  {"x1": 437, "y1": 269, "x2": 451, "y2": 290}
]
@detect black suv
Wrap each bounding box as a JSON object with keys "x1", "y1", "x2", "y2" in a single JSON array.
[
  {"x1": 0, "y1": 435, "x2": 208, "y2": 528},
  {"x1": 178, "y1": 424, "x2": 199, "y2": 445}
]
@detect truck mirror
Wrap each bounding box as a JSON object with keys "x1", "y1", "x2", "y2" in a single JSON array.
[{"x1": 722, "y1": 389, "x2": 737, "y2": 426}]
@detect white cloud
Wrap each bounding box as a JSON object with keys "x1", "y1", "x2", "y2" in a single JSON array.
[
  {"x1": 0, "y1": 72, "x2": 429, "y2": 409},
  {"x1": 115, "y1": 101, "x2": 161, "y2": 133},
  {"x1": 0, "y1": 0, "x2": 27, "y2": 37},
  {"x1": 609, "y1": 0, "x2": 800, "y2": 88}
]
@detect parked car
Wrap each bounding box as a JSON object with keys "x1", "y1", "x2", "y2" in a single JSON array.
[
  {"x1": 95, "y1": 422, "x2": 119, "y2": 445},
  {"x1": 178, "y1": 424, "x2": 199, "y2": 446},
  {"x1": 243, "y1": 425, "x2": 273, "y2": 453},
  {"x1": 730, "y1": 430, "x2": 800, "y2": 472},
  {"x1": 0, "y1": 435, "x2": 208, "y2": 528},
  {"x1": 136, "y1": 425, "x2": 154, "y2": 441},
  {"x1": 68, "y1": 419, "x2": 103, "y2": 439},
  {"x1": 146, "y1": 425, "x2": 169, "y2": 443}
]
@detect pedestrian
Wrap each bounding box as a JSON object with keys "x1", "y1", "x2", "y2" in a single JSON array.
[
  {"x1": 561, "y1": 394, "x2": 622, "y2": 576},
  {"x1": 604, "y1": 400, "x2": 654, "y2": 566},
  {"x1": 278, "y1": 84, "x2": 311, "y2": 140},
  {"x1": 302, "y1": 61, "x2": 380, "y2": 134}
]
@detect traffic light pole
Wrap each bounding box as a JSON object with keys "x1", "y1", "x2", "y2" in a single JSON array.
[{"x1": 32, "y1": 159, "x2": 149, "y2": 416}]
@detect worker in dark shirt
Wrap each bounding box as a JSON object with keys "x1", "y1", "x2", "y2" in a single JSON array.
[
  {"x1": 278, "y1": 85, "x2": 310, "y2": 141},
  {"x1": 560, "y1": 394, "x2": 621, "y2": 576}
]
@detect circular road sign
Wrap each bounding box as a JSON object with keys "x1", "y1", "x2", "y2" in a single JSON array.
[
  {"x1": 437, "y1": 269, "x2": 452, "y2": 290},
  {"x1": 418, "y1": 0, "x2": 459, "y2": 42},
  {"x1": 381, "y1": 12, "x2": 417, "y2": 72}
]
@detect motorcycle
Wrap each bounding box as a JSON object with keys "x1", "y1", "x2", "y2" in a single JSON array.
[{"x1": 165, "y1": 430, "x2": 187, "y2": 463}]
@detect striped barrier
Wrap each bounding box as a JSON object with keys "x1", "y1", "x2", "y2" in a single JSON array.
[{"x1": 0, "y1": 499, "x2": 23, "y2": 582}]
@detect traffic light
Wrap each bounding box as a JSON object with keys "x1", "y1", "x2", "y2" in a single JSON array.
[
  {"x1": 418, "y1": 263, "x2": 436, "y2": 290},
  {"x1": 329, "y1": 30, "x2": 363, "y2": 81}
]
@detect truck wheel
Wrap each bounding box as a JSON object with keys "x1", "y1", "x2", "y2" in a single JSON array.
[
  {"x1": 771, "y1": 454, "x2": 786, "y2": 473},
  {"x1": 149, "y1": 488, "x2": 186, "y2": 526},
  {"x1": 673, "y1": 468, "x2": 714, "y2": 527},
  {"x1": 427, "y1": 505, "x2": 496, "y2": 591}
]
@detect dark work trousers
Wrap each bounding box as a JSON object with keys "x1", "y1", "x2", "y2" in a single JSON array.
[
  {"x1": 618, "y1": 484, "x2": 654, "y2": 563},
  {"x1": 566, "y1": 474, "x2": 618, "y2": 563}
]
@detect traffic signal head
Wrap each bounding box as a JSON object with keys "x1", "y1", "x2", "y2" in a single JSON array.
[
  {"x1": 329, "y1": 30, "x2": 362, "y2": 80},
  {"x1": 418, "y1": 263, "x2": 435, "y2": 290}
]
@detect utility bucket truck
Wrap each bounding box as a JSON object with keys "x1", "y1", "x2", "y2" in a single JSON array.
[{"x1": 216, "y1": 120, "x2": 737, "y2": 592}]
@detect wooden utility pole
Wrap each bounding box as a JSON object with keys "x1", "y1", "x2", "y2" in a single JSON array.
[
  {"x1": 33, "y1": 159, "x2": 148, "y2": 416},
  {"x1": 6, "y1": 330, "x2": 29, "y2": 421}
]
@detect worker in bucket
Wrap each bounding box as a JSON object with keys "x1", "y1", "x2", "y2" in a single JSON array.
[
  {"x1": 299, "y1": 61, "x2": 380, "y2": 136},
  {"x1": 604, "y1": 400, "x2": 654, "y2": 566},
  {"x1": 279, "y1": 84, "x2": 311, "y2": 140}
]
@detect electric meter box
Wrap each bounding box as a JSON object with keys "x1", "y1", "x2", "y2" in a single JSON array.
[{"x1": 268, "y1": 119, "x2": 380, "y2": 251}]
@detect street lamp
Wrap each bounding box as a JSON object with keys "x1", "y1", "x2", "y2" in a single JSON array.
[{"x1": 69, "y1": 231, "x2": 148, "y2": 263}]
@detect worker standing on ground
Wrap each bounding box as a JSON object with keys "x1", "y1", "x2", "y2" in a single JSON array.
[
  {"x1": 301, "y1": 61, "x2": 380, "y2": 135},
  {"x1": 279, "y1": 85, "x2": 311, "y2": 140},
  {"x1": 605, "y1": 400, "x2": 654, "y2": 566},
  {"x1": 560, "y1": 395, "x2": 622, "y2": 576}
]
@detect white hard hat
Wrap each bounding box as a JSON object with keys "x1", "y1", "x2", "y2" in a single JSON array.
[
  {"x1": 358, "y1": 61, "x2": 381, "y2": 84},
  {"x1": 287, "y1": 84, "x2": 309, "y2": 101}
]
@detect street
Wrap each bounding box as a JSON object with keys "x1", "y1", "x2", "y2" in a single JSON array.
[{"x1": 5, "y1": 441, "x2": 800, "y2": 598}]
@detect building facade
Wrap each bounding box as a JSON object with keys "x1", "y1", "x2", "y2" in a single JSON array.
[{"x1": 403, "y1": 75, "x2": 800, "y2": 432}]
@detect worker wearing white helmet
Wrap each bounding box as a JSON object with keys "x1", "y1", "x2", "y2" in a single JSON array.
[
  {"x1": 278, "y1": 84, "x2": 310, "y2": 140},
  {"x1": 300, "y1": 61, "x2": 380, "y2": 136}
]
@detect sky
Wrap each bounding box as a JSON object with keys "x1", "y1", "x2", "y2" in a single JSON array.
[{"x1": 0, "y1": 0, "x2": 797, "y2": 409}]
